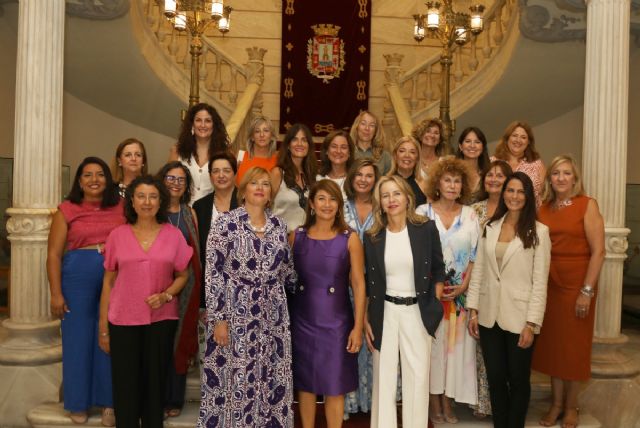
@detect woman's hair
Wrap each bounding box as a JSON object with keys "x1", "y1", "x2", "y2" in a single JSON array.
[
  {"x1": 68, "y1": 157, "x2": 120, "y2": 208},
  {"x1": 246, "y1": 116, "x2": 277, "y2": 157},
  {"x1": 542, "y1": 154, "x2": 585, "y2": 204},
  {"x1": 155, "y1": 161, "x2": 193, "y2": 205},
  {"x1": 475, "y1": 160, "x2": 514, "y2": 201},
  {"x1": 367, "y1": 175, "x2": 427, "y2": 238},
  {"x1": 344, "y1": 158, "x2": 380, "y2": 201},
  {"x1": 318, "y1": 130, "x2": 355, "y2": 176},
  {"x1": 456, "y1": 126, "x2": 491, "y2": 173},
  {"x1": 176, "y1": 103, "x2": 230, "y2": 163},
  {"x1": 111, "y1": 138, "x2": 149, "y2": 183},
  {"x1": 425, "y1": 157, "x2": 473, "y2": 204},
  {"x1": 208, "y1": 151, "x2": 238, "y2": 175},
  {"x1": 411, "y1": 117, "x2": 449, "y2": 156},
  {"x1": 276, "y1": 123, "x2": 318, "y2": 189},
  {"x1": 387, "y1": 135, "x2": 422, "y2": 178},
  {"x1": 349, "y1": 110, "x2": 387, "y2": 161},
  {"x1": 485, "y1": 172, "x2": 539, "y2": 249},
  {"x1": 493, "y1": 121, "x2": 541, "y2": 162},
  {"x1": 124, "y1": 175, "x2": 169, "y2": 224},
  {"x1": 237, "y1": 166, "x2": 273, "y2": 207},
  {"x1": 301, "y1": 179, "x2": 350, "y2": 233}
]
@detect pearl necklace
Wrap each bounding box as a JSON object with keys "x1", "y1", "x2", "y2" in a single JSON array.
[
  {"x1": 248, "y1": 221, "x2": 267, "y2": 233},
  {"x1": 554, "y1": 198, "x2": 573, "y2": 210}
]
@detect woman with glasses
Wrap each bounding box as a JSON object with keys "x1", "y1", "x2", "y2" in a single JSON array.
[{"x1": 155, "y1": 162, "x2": 202, "y2": 419}]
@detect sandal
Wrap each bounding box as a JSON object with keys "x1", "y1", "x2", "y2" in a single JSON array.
[
  {"x1": 166, "y1": 408, "x2": 182, "y2": 418},
  {"x1": 562, "y1": 407, "x2": 579, "y2": 428},
  {"x1": 444, "y1": 412, "x2": 458, "y2": 424},
  {"x1": 539, "y1": 403, "x2": 564, "y2": 427},
  {"x1": 430, "y1": 413, "x2": 445, "y2": 424},
  {"x1": 101, "y1": 407, "x2": 115, "y2": 427},
  {"x1": 69, "y1": 412, "x2": 88, "y2": 424}
]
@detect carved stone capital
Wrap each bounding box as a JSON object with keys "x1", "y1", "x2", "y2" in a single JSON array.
[
  {"x1": 6, "y1": 208, "x2": 54, "y2": 240},
  {"x1": 383, "y1": 54, "x2": 404, "y2": 85},
  {"x1": 245, "y1": 47, "x2": 267, "y2": 85},
  {"x1": 604, "y1": 227, "x2": 630, "y2": 260}
]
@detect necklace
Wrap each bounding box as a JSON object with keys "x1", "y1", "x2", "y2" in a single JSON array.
[
  {"x1": 248, "y1": 220, "x2": 267, "y2": 233},
  {"x1": 554, "y1": 198, "x2": 573, "y2": 210},
  {"x1": 168, "y1": 208, "x2": 181, "y2": 228}
]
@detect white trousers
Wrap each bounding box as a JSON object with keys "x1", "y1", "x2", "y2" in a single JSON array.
[{"x1": 371, "y1": 302, "x2": 432, "y2": 428}]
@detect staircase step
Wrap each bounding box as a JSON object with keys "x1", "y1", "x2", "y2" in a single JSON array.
[{"x1": 27, "y1": 399, "x2": 601, "y2": 428}]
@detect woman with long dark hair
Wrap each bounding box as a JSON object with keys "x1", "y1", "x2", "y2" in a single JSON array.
[
  {"x1": 456, "y1": 126, "x2": 491, "y2": 203},
  {"x1": 316, "y1": 130, "x2": 355, "y2": 199},
  {"x1": 466, "y1": 172, "x2": 551, "y2": 428},
  {"x1": 47, "y1": 157, "x2": 123, "y2": 425},
  {"x1": 169, "y1": 102, "x2": 230, "y2": 204}
]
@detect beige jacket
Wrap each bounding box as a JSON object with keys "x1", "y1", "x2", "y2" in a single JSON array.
[{"x1": 466, "y1": 215, "x2": 551, "y2": 335}]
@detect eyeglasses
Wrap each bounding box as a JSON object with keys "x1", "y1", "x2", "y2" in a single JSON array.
[{"x1": 165, "y1": 175, "x2": 186, "y2": 185}]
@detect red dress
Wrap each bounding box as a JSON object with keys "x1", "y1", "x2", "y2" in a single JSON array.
[{"x1": 532, "y1": 195, "x2": 596, "y2": 381}]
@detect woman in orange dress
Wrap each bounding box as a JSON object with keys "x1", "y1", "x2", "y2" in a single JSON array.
[{"x1": 531, "y1": 155, "x2": 605, "y2": 428}]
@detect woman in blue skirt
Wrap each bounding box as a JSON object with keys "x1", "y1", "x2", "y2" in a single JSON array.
[{"x1": 47, "y1": 157, "x2": 124, "y2": 425}]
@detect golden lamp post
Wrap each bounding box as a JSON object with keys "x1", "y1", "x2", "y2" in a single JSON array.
[
  {"x1": 161, "y1": 0, "x2": 233, "y2": 108},
  {"x1": 413, "y1": 1, "x2": 485, "y2": 147}
]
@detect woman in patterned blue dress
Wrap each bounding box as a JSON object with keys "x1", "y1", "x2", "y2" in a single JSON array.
[{"x1": 198, "y1": 167, "x2": 297, "y2": 428}]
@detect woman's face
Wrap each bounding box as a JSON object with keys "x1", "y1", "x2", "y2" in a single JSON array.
[
  {"x1": 193, "y1": 109, "x2": 214, "y2": 140},
  {"x1": 422, "y1": 125, "x2": 441, "y2": 147},
  {"x1": 379, "y1": 180, "x2": 408, "y2": 218},
  {"x1": 327, "y1": 136, "x2": 350, "y2": 167},
  {"x1": 164, "y1": 167, "x2": 187, "y2": 200},
  {"x1": 459, "y1": 131, "x2": 483, "y2": 160},
  {"x1": 507, "y1": 126, "x2": 529, "y2": 159},
  {"x1": 438, "y1": 172, "x2": 463, "y2": 202},
  {"x1": 118, "y1": 143, "x2": 144, "y2": 176},
  {"x1": 244, "y1": 173, "x2": 272, "y2": 208},
  {"x1": 352, "y1": 165, "x2": 376, "y2": 197},
  {"x1": 210, "y1": 159, "x2": 235, "y2": 192},
  {"x1": 310, "y1": 189, "x2": 339, "y2": 222},
  {"x1": 550, "y1": 161, "x2": 576, "y2": 196},
  {"x1": 356, "y1": 113, "x2": 377, "y2": 144},
  {"x1": 484, "y1": 166, "x2": 508, "y2": 196},
  {"x1": 289, "y1": 130, "x2": 310, "y2": 160},
  {"x1": 79, "y1": 163, "x2": 107, "y2": 201},
  {"x1": 395, "y1": 142, "x2": 418, "y2": 174},
  {"x1": 503, "y1": 178, "x2": 526, "y2": 213},
  {"x1": 132, "y1": 184, "x2": 161, "y2": 221},
  {"x1": 252, "y1": 121, "x2": 272, "y2": 150}
]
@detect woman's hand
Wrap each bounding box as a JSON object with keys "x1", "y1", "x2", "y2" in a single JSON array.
[
  {"x1": 468, "y1": 310, "x2": 480, "y2": 340},
  {"x1": 213, "y1": 321, "x2": 230, "y2": 347},
  {"x1": 50, "y1": 293, "x2": 69, "y2": 320},
  {"x1": 98, "y1": 333, "x2": 110, "y2": 354},
  {"x1": 517, "y1": 325, "x2": 534, "y2": 349},
  {"x1": 575, "y1": 293, "x2": 592, "y2": 319},
  {"x1": 145, "y1": 293, "x2": 168, "y2": 309},
  {"x1": 346, "y1": 327, "x2": 363, "y2": 354},
  {"x1": 364, "y1": 318, "x2": 375, "y2": 353},
  {"x1": 442, "y1": 284, "x2": 462, "y2": 301}
]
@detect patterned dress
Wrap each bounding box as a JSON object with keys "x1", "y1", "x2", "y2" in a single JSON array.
[
  {"x1": 198, "y1": 207, "x2": 297, "y2": 428},
  {"x1": 416, "y1": 203, "x2": 480, "y2": 405}
]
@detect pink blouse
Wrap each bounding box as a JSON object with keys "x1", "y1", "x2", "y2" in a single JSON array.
[
  {"x1": 490, "y1": 157, "x2": 545, "y2": 207},
  {"x1": 103, "y1": 223, "x2": 193, "y2": 326},
  {"x1": 58, "y1": 200, "x2": 125, "y2": 250}
]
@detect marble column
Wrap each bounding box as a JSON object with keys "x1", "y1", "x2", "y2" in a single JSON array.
[
  {"x1": 581, "y1": 0, "x2": 637, "y2": 377},
  {"x1": 0, "y1": 0, "x2": 65, "y2": 426}
]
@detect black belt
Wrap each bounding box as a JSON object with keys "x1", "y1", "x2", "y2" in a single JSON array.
[{"x1": 384, "y1": 295, "x2": 418, "y2": 306}]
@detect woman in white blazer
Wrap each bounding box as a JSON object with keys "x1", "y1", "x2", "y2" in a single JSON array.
[{"x1": 466, "y1": 171, "x2": 551, "y2": 428}]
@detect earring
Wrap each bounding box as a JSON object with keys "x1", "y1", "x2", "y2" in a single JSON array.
[
  {"x1": 310, "y1": 208, "x2": 315, "y2": 215},
  {"x1": 118, "y1": 163, "x2": 122, "y2": 167},
  {"x1": 436, "y1": 189, "x2": 440, "y2": 197},
  {"x1": 191, "y1": 128, "x2": 195, "y2": 135}
]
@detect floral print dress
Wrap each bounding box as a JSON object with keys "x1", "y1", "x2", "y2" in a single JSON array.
[{"x1": 198, "y1": 207, "x2": 297, "y2": 428}]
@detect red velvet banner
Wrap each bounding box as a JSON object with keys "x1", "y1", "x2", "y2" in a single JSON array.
[{"x1": 279, "y1": 0, "x2": 372, "y2": 137}]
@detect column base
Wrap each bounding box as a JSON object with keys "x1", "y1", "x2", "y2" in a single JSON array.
[
  {"x1": 0, "y1": 319, "x2": 61, "y2": 364},
  {"x1": 0, "y1": 361, "x2": 62, "y2": 428},
  {"x1": 591, "y1": 334, "x2": 639, "y2": 378},
  {"x1": 581, "y1": 375, "x2": 640, "y2": 428}
]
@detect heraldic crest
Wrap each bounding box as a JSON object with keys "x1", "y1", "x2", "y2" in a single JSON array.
[{"x1": 307, "y1": 24, "x2": 346, "y2": 84}]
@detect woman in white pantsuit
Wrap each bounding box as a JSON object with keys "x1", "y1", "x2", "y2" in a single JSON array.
[{"x1": 364, "y1": 175, "x2": 445, "y2": 428}]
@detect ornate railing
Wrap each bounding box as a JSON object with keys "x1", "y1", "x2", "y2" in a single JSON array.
[
  {"x1": 131, "y1": 0, "x2": 267, "y2": 148},
  {"x1": 382, "y1": 0, "x2": 520, "y2": 139}
]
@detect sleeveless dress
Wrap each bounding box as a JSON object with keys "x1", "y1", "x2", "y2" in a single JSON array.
[
  {"x1": 532, "y1": 195, "x2": 595, "y2": 381},
  {"x1": 290, "y1": 228, "x2": 358, "y2": 395}
]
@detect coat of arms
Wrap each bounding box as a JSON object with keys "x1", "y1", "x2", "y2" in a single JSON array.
[{"x1": 307, "y1": 24, "x2": 346, "y2": 84}]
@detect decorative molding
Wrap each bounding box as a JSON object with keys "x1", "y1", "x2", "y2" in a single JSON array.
[
  {"x1": 66, "y1": 0, "x2": 130, "y2": 20},
  {"x1": 6, "y1": 208, "x2": 54, "y2": 238},
  {"x1": 605, "y1": 227, "x2": 631, "y2": 260}
]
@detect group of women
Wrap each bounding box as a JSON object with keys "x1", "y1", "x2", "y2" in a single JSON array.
[{"x1": 47, "y1": 103, "x2": 605, "y2": 428}]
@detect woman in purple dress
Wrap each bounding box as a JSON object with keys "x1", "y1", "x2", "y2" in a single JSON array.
[
  {"x1": 198, "y1": 167, "x2": 297, "y2": 428},
  {"x1": 290, "y1": 179, "x2": 366, "y2": 428}
]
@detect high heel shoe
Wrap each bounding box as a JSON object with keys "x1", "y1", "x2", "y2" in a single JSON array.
[
  {"x1": 562, "y1": 407, "x2": 579, "y2": 428},
  {"x1": 539, "y1": 403, "x2": 563, "y2": 427}
]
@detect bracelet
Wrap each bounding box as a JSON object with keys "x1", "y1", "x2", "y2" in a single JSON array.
[
  {"x1": 164, "y1": 292, "x2": 173, "y2": 302},
  {"x1": 580, "y1": 285, "x2": 595, "y2": 298},
  {"x1": 470, "y1": 315, "x2": 478, "y2": 321},
  {"x1": 100, "y1": 332, "x2": 109, "y2": 337},
  {"x1": 525, "y1": 323, "x2": 536, "y2": 333}
]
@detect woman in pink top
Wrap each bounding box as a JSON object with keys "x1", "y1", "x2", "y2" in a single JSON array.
[
  {"x1": 98, "y1": 175, "x2": 192, "y2": 428},
  {"x1": 46, "y1": 157, "x2": 124, "y2": 425}
]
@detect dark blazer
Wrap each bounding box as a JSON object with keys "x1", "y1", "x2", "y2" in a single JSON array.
[
  {"x1": 364, "y1": 220, "x2": 445, "y2": 350},
  {"x1": 192, "y1": 188, "x2": 239, "y2": 307}
]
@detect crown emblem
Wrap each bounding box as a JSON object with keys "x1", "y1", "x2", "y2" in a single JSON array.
[{"x1": 311, "y1": 24, "x2": 341, "y2": 37}]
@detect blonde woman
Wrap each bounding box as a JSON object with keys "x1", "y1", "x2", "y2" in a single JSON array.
[
  {"x1": 365, "y1": 175, "x2": 444, "y2": 428},
  {"x1": 388, "y1": 136, "x2": 427, "y2": 206},
  {"x1": 236, "y1": 115, "x2": 279, "y2": 185},
  {"x1": 350, "y1": 110, "x2": 392, "y2": 175}
]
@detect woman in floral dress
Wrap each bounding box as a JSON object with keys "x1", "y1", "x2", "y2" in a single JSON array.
[{"x1": 198, "y1": 167, "x2": 297, "y2": 428}]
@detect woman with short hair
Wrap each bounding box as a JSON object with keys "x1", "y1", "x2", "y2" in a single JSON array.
[
  {"x1": 236, "y1": 115, "x2": 279, "y2": 185},
  {"x1": 112, "y1": 138, "x2": 148, "y2": 198},
  {"x1": 411, "y1": 118, "x2": 448, "y2": 179}
]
